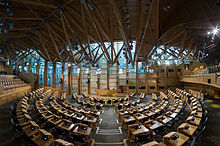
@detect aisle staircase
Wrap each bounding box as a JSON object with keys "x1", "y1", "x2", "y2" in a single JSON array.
[{"x1": 96, "y1": 127, "x2": 122, "y2": 135}]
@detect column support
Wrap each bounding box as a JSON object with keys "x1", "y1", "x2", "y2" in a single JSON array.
[
  {"x1": 136, "y1": 61, "x2": 139, "y2": 94},
  {"x1": 36, "y1": 58, "x2": 40, "y2": 87},
  {"x1": 68, "y1": 64, "x2": 72, "y2": 94},
  {"x1": 78, "y1": 67, "x2": 81, "y2": 94},
  {"x1": 52, "y1": 62, "x2": 56, "y2": 88},
  {"x1": 22, "y1": 58, "x2": 25, "y2": 72},
  {"x1": 29, "y1": 56, "x2": 32, "y2": 73},
  {"x1": 126, "y1": 60, "x2": 129, "y2": 95},
  {"x1": 44, "y1": 61, "x2": 48, "y2": 86},
  {"x1": 61, "y1": 62, "x2": 65, "y2": 90}
]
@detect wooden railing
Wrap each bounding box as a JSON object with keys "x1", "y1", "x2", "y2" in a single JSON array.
[{"x1": 180, "y1": 73, "x2": 220, "y2": 89}]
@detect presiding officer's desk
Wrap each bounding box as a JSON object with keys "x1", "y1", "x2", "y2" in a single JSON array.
[{"x1": 95, "y1": 89, "x2": 120, "y2": 96}]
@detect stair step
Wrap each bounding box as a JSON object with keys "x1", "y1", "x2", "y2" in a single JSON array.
[
  {"x1": 95, "y1": 142, "x2": 123, "y2": 145},
  {"x1": 96, "y1": 128, "x2": 122, "y2": 135}
]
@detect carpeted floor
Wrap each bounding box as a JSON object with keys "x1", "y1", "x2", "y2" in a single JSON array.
[
  {"x1": 197, "y1": 99, "x2": 220, "y2": 146},
  {"x1": 0, "y1": 100, "x2": 24, "y2": 146}
]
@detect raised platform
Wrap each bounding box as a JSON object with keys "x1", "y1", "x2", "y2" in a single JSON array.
[{"x1": 95, "y1": 89, "x2": 120, "y2": 96}]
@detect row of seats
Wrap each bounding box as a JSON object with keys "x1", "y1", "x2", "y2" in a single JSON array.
[
  {"x1": 151, "y1": 93, "x2": 158, "y2": 101},
  {"x1": 11, "y1": 88, "x2": 75, "y2": 145},
  {"x1": 139, "y1": 93, "x2": 146, "y2": 100},
  {"x1": 0, "y1": 76, "x2": 27, "y2": 90},
  {"x1": 123, "y1": 90, "x2": 187, "y2": 145},
  {"x1": 188, "y1": 89, "x2": 208, "y2": 100},
  {"x1": 34, "y1": 90, "x2": 101, "y2": 143},
  {"x1": 117, "y1": 92, "x2": 178, "y2": 144},
  {"x1": 142, "y1": 88, "x2": 208, "y2": 146}
]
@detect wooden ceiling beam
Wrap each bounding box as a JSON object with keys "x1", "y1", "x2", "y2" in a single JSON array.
[
  {"x1": 133, "y1": 0, "x2": 144, "y2": 62},
  {"x1": 82, "y1": 1, "x2": 111, "y2": 62},
  {"x1": 37, "y1": 32, "x2": 52, "y2": 62},
  {"x1": 60, "y1": 12, "x2": 76, "y2": 63},
  {"x1": 81, "y1": 2, "x2": 93, "y2": 61},
  {"x1": 12, "y1": 0, "x2": 57, "y2": 9},
  {"x1": 110, "y1": 13, "x2": 114, "y2": 63},
  {"x1": 179, "y1": 32, "x2": 188, "y2": 57},
  {"x1": 47, "y1": 23, "x2": 63, "y2": 62},
  {"x1": 2, "y1": 17, "x2": 42, "y2": 21},
  {"x1": 111, "y1": 0, "x2": 132, "y2": 62}
]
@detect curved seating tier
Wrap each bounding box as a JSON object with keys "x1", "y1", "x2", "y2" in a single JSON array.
[{"x1": 11, "y1": 87, "x2": 99, "y2": 145}]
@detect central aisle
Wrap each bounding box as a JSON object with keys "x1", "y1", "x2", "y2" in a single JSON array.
[{"x1": 92, "y1": 106, "x2": 125, "y2": 145}]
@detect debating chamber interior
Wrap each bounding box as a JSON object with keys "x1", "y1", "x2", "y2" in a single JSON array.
[{"x1": 0, "y1": 0, "x2": 220, "y2": 146}]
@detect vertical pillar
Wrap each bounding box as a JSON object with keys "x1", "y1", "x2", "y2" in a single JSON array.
[
  {"x1": 44, "y1": 61, "x2": 48, "y2": 86},
  {"x1": 22, "y1": 58, "x2": 25, "y2": 72},
  {"x1": 78, "y1": 67, "x2": 81, "y2": 94},
  {"x1": 165, "y1": 65, "x2": 168, "y2": 90},
  {"x1": 15, "y1": 61, "x2": 18, "y2": 75},
  {"x1": 29, "y1": 56, "x2": 32, "y2": 73},
  {"x1": 9, "y1": 59, "x2": 12, "y2": 69},
  {"x1": 68, "y1": 64, "x2": 72, "y2": 94},
  {"x1": 145, "y1": 61, "x2": 149, "y2": 94},
  {"x1": 155, "y1": 65, "x2": 158, "y2": 92},
  {"x1": 136, "y1": 61, "x2": 139, "y2": 94},
  {"x1": 97, "y1": 74, "x2": 100, "y2": 89},
  {"x1": 116, "y1": 62, "x2": 119, "y2": 90},
  {"x1": 90, "y1": 67, "x2": 98, "y2": 95},
  {"x1": 126, "y1": 60, "x2": 129, "y2": 94},
  {"x1": 52, "y1": 62, "x2": 56, "y2": 88},
  {"x1": 36, "y1": 59, "x2": 40, "y2": 87},
  {"x1": 88, "y1": 72, "x2": 90, "y2": 94},
  {"x1": 107, "y1": 63, "x2": 110, "y2": 89},
  {"x1": 61, "y1": 62, "x2": 65, "y2": 90}
]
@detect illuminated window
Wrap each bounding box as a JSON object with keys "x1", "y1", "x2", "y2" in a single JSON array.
[{"x1": 149, "y1": 69, "x2": 155, "y2": 73}]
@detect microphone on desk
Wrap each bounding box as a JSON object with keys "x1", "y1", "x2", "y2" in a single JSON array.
[
  {"x1": 172, "y1": 134, "x2": 179, "y2": 140},
  {"x1": 185, "y1": 125, "x2": 190, "y2": 129}
]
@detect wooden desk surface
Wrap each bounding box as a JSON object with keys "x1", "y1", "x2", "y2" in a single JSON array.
[
  {"x1": 177, "y1": 123, "x2": 198, "y2": 136},
  {"x1": 157, "y1": 116, "x2": 172, "y2": 124},
  {"x1": 134, "y1": 113, "x2": 147, "y2": 121},
  {"x1": 57, "y1": 121, "x2": 76, "y2": 132},
  {"x1": 31, "y1": 129, "x2": 54, "y2": 146},
  {"x1": 53, "y1": 104, "x2": 62, "y2": 111},
  {"x1": 54, "y1": 139, "x2": 74, "y2": 146},
  {"x1": 38, "y1": 107, "x2": 48, "y2": 114},
  {"x1": 169, "y1": 112, "x2": 178, "y2": 119},
  {"x1": 23, "y1": 121, "x2": 39, "y2": 137},
  {"x1": 41, "y1": 111, "x2": 53, "y2": 119},
  {"x1": 163, "y1": 131, "x2": 189, "y2": 146},
  {"x1": 132, "y1": 125, "x2": 150, "y2": 136},
  {"x1": 144, "y1": 120, "x2": 164, "y2": 130},
  {"x1": 72, "y1": 114, "x2": 85, "y2": 121},
  {"x1": 174, "y1": 108, "x2": 181, "y2": 113},
  {"x1": 141, "y1": 105, "x2": 150, "y2": 110},
  {"x1": 48, "y1": 115, "x2": 62, "y2": 125},
  {"x1": 123, "y1": 116, "x2": 136, "y2": 123},
  {"x1": 84, "y1": 116, "x2": 97, "y2": 123},
  {"x1": 186, "y1": 116, "x2": 201, "y2": 126},
  {"x1": 136, "y1": 107, "x2": 144, "y2": 112},
  {"x1": 72, "y1": 125, "x2": 92, "y2": 136},
  {"x1": 141, "y1": 141, "x2": 159, "y2": 146},
  {"x1": 143, "y1": 110, "x2": 155, "y2": 117},
  {"x1": 191, "y1": 110, "x2": 203, "y2": 118},
  {"x1": 18, "y1": 114, "x2": 32, "y2": 127}
]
